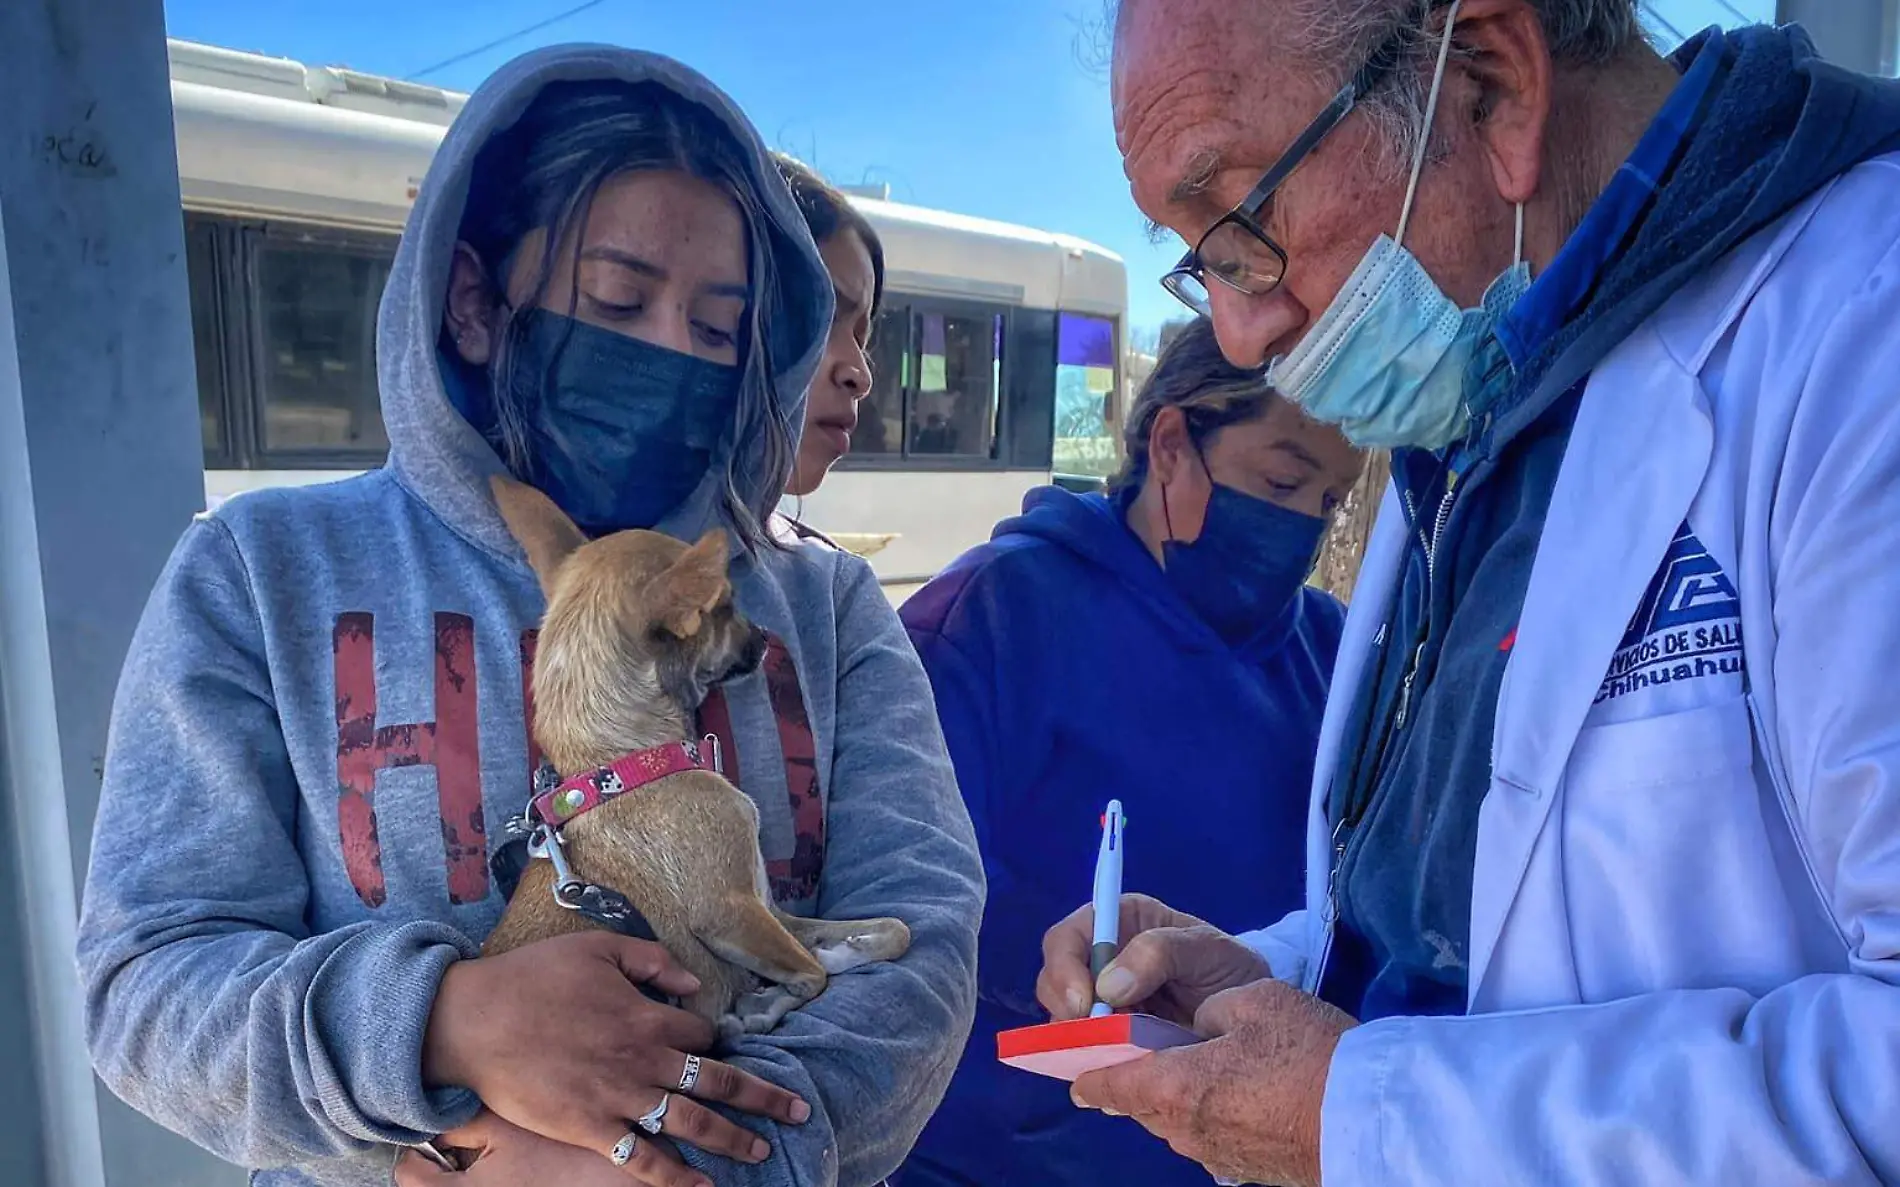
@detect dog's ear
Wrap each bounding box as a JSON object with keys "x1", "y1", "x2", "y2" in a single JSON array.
[
  {"x1": 490, "y1": 474, "x2": 587, "y2": 598},
  {"x1": 651, "y1": 529, "x2": 731, "y2": 639}
]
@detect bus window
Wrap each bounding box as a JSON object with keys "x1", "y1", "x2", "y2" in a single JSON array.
[
  {"x1": 909, "y1": 310, "x2": 1002, "y2": 459},
  {"x1": 1053, "y1": 313, "x2": 1118, "y2": 479},
  {"x1": 185, "y1": 218, "x2": 229, "y2": 465},
  {"x1": 858, "y1": 304, "x2": 909, "y2": 456},
  {"x1": 1002, "y1": 307, "x2": 1056, "y2": 470},
  {"x1": 255, "y1": 238, "x2": 393, "y2": 458}
]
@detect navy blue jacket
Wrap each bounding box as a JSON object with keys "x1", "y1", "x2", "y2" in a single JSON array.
[
  {"x1": 894, "y1": 487, "x2": 1342, "y2": 1186},
  {"x1": 1321, "y1": 23, "x2": 1900, "y2": 1020}
]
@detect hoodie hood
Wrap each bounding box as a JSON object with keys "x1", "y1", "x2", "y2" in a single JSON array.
[
  {"x1": 375, "y1": 44, "x2": 834, "y2": 560},
  {"x1": 993, "y1": 485, "x2": 1305, "y2": 656},
  {"x1": 992, "y1": 487, "x2": 1142, "y2": 571},
  {"x1": 1490, "y1": 22, "x2": 1900, "y2": 446}
]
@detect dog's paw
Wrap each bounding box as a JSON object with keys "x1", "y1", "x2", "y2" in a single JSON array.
[
  {"x1": 730, "y1": 985, "x2": 803, "y2": 1034},
  {"x1": 813, "y1": 919, "x2": 912, "y2": 973},
  {"x1": 716, "y1": 1012, "x2": 748, "y2": 1046},
  {"x1": 783, "y1": 970, "x2": 827, "y2": 1000},
  {"x1": 813, "y1": 937, "x2": 876, "y2": 975}
]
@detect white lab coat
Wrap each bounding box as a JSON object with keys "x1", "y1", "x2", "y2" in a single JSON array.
[{"x1": 1243, "y1": 151, "x2": 1900, "y2": 1185}]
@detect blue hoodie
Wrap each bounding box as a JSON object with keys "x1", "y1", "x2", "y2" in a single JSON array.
[
  {"x1": 74, "y1": 46, "x2": 982, "y2": 1187},
  {"x1": 1320, "y1": 24, "x2": 1900, "y2": 1020},
  {"x1": 894, "y1": 486, "x2": 1343, "y2": 1187}
]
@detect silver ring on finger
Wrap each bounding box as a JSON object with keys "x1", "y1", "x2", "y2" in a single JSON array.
[
  {"x1": 677, "y1": 1054, "x2": 702, "y2": 1094},
  {"x1": 635, "y1": 1092, "x2": 673, "y2": 1136},
  {"x1": 610, "y1": 1131, "x2": 639, "y2": 1166}
]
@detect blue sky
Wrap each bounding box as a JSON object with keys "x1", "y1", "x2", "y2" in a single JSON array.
[
  {"x1": 1640, "y1": 0, "x2": 1775, "y2": 44},
  {"x1": 161, "y1": 0, "x2": 1188, "y2": 336},
  {"x1": 159, "y1": 0, "x2": 1781, "y2": 338}
]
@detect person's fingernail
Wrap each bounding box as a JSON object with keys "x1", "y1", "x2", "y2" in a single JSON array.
[
  {"x1": 1098, "y1": 966, "x2": 1135, "y2": 1003},
  {"x1": 789, "y1": 1099, "x2": 811, "y2": 1123},
  {"x1": 1070, "y1": 1086, "x2": 1091, "y2": 1109},
  {"x1": 1103, "y1": 1107, "x2": 1125, "y2": 1118},
  {"x1": 750, "y1": 1139, "x2": 769, "y2": 1161},
  {"x1": 1065, "y1": 987, "x2": 1088, "y2": 1017}
]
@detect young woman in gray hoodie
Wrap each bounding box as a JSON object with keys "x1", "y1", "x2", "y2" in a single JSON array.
[{"x1": 76, "y1": 45, "x2": 981, "y2": 1187}]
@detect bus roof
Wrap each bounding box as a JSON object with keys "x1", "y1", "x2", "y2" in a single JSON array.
[
  {"x1": 168, "y1": 38, "x2": 469, "y2": 125},
  {"x1": 166, "y1": 39, "x2": 1127, "y2": 316}
]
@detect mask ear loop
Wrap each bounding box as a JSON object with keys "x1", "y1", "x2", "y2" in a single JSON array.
[
  {"x1": 1159, "y1": 420, "x2": 1217, "y2": 547},
  {"x1": 1396, "y1": 0, "x2": 1466, "y2": 247}
]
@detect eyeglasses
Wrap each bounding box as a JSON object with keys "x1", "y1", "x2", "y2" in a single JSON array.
[{"x1": 1161, "y1": 29, "x2": 1410, "y2": 316}]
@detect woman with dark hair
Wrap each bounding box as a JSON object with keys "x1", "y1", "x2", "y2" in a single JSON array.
[
  {"x1": 771, "y1": 154, "x2": 884, "y2": 504},
  {"x1": 76, "y1": 46, "x2": 980, "y2": 1187},
  {"x1": 896, "y1": 316, "x2": 1362, "y2": 1187}
]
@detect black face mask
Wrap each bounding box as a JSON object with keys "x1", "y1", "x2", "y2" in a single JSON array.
[
  {"x1": 1161, "y1": 469, "x2": 1327, "y2": 647},
  {"x1": 504, "y1": 308, "x2": 742, "y2": 538}
]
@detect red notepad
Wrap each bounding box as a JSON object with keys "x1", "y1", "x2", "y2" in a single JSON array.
[{"x1": 996, "y1": 1013, "x2": 1201, "y2": 1081}]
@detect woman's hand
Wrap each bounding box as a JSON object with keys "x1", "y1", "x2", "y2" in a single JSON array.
[
  {"x1": 422, "y1": 932, "x2": 808, "y2": 1174},
  {"x1": 1036, "y1": 894, "x2": 1270, "y2": 1027},
  {"x1": 395, "y1": 1111, "x2": 704, "y2": 1187}
]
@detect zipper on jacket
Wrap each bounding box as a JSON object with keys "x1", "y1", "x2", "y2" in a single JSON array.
[
  {"x1": 1318, "y1": 464, "x2": 1465, "y2": 992},
  {"x1": 1401, "y1": 484, "x2": 1431, "y2": 573},
  {"x1": 1322, "y1": 815, "x2": 1350, "y2": 925},
  {"x1": 1393, "y1": 472, "x2": 1458, "y2": 732},
  {"x1": 1429, "y1": 472, "x2": 1459, "y2": 563},
  {"x1": 1392, "y1": 640, "x2": 1428, "y2": 731},
  {"x1": 1311, "y1": 816, "x2": 1351, "y2": 995},
  {"x1": 1317, "y1": 419, "x2": 1495, "y2": 995}
]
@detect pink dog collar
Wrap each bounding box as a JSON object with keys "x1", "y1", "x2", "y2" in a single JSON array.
[{"x1": 532, "y1": 736, "x2": 721, "y2": 827}]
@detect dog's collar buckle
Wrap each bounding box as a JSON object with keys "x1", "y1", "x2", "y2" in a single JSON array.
[{"x1": 531, "y1": 735, "x2": 723, "y2": 828}]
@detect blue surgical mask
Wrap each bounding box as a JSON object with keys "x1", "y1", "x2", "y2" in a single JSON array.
[
  {"x1": 1162, "y1": 481, "x2": 1327, "y2": 647},
  {"x1": 1265, "y1": 0, "x2": 1529, "y2": 452},
  {"x1": 504, "y1": 308, "x2": 741, "y2": 538},
  {"x1": 1268, "y1": 245, "x2": 1529, "y2": 451}
]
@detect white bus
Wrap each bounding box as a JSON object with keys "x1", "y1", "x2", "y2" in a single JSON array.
[{"x1": 167, "y1": 40, "x2": 1130, "y2": 601}]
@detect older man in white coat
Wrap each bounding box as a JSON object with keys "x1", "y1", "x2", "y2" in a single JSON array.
[{"x1": 1035, "y1": 2, "x2": 1900, "y2": 1185}]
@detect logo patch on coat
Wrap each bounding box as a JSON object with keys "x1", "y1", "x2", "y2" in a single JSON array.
[{"x1": 1595, "y1": 524, "x2": 1744, "y2": 705}]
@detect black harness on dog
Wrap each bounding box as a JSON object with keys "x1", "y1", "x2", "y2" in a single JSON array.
[{"x1": 489, "y1": 766, "x2": 678, "y2": 1007}]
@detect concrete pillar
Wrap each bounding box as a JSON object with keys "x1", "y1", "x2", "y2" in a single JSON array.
[
  {"x1": 0, "y1": 1, "x2": 242, "y2": 1185},
  {"x1": 1780, "y1": 0, "x2": 1900, "y2": 75}
]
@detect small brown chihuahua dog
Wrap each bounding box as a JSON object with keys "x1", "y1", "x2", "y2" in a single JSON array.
[{"x1": 482, "y1": 476, "x2": 911, "y2": 1039}]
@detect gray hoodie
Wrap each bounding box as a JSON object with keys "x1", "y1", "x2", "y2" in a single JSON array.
[{"x1": 75, "y1": 44, "x2": 981, "y2": 1187}]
